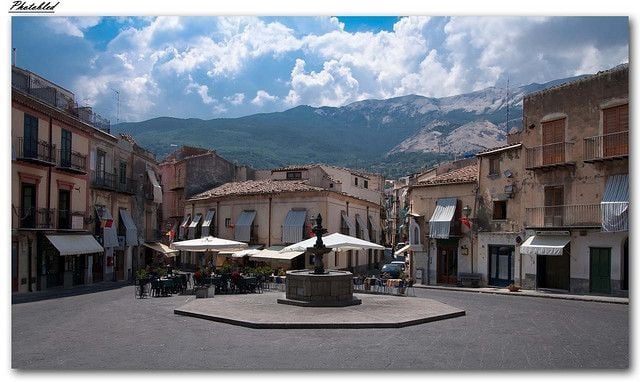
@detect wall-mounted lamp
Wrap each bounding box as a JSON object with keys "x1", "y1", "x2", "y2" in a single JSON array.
[{"x1": 462, "y1": 205, "x2": 472, "y2": 218}]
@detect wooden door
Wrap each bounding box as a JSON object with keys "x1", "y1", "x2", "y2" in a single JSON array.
[
  {"x1": 544, "y1": 186, "x2": 564, "y2": 226},
  {"x1": 437, "y1": 244, "x2": 458, "y2": 284},
  {"x1": 590, "y1": 247, "x2": 611, "y2": 294},
  {"x1": 603, "y1": 104, "x2": 628, "y2": 157},
  {"x1": 21, "y1": 183, "x2": 36, "y2": 228},
  {"x1": 542, "y1": 118, "x2": 565, "y2": 165}
]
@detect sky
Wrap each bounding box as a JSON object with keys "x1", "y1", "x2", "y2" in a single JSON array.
[{"x1": 10, "y1": 15, "x2": 629, "y2": 123}]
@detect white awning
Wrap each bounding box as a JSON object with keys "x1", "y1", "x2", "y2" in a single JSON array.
[
  {"x1": 602, "y1": 174, "x2": 629, "y2": 232},
  {"x1": 102, "y1": 226, "x2": 119, "y2": 248},
  {"x1": 46, "y1": 235, "x2": 104, "y2": 256},
  {"x1": 341, "y1": 212, "x2": 355, "y2": 236},
  {"x1": 250, "y1": 249, "x2": 305, "y2": 262},
  {"x1": 520, "y1": 235, "x2": 570, "y2": 256},
  {"x1": 394, "y1": 244, "x2": 411, "y2": 256},
  {"x1": 429, "y1": 198, "x2": 457, "y2": 239},
  {"x1": 179, "y1": 214, "x2": 191, "y2": 239},
  {"x1": 119, "y1": 209, "x2": 138, "y2": 246},
  {"x1": 147, "y1": 169, "x2": 162, "y2": 204},
  {"x1": 234, "y1": 211, "x2": 256, "y2": 242},
  {"x1": 232, "y1": 248, "x2": 262, "y2": 258},
  {"x1": 355, "y1": 214, "x2": 370, "y2": 241},
  {"x1": 143, "y1": 242, "x2": 179, "y2": 257},
  {"x1": 282, "y1": 210, "x2": 307, "y2": 244},
  {"x1": 188, "y1": 214, "x2": 203, "y2": 239},
  {"x1": 201, "y1": 210, "x2": 215, "y2": 237}
]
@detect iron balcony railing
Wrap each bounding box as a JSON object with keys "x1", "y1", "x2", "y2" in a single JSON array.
[
  {"x1": 56, "y1": 209, "x2": 85, "y2": 230},
  {"x1": 524, "y1": 204, "x2": 601, "y2": 228},
  {"x1": 116, "y1": 177, "x2": 137, "y2": 194},
  {"x1": 58, "y1": 149, "x2": 87, "y2": 173},
  {"x1": 16, "y1": 137, "x2": 57, "y2": 165},
  {"x1": 17, "y1": 207, "x2": 55, "y2": 229},
  {"x1": 525, "y1": 142, "x2": 574, "y2": 169},
  {"x1": 583, "y1": 130, "x2": 629, "y2": 162},
  {"x1": 91, "y1": 170, "x2": 116, "y2": 191},
  {"x1": 12, "y1": 67, "x2": 111, "y2": 134}
]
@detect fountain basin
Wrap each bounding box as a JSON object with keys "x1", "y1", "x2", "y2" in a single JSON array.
[{"x1": 277, "y1": 269, "x2": 362, "y2": 307}]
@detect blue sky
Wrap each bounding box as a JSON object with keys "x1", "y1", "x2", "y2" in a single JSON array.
[{"x1": 11, "y1": 16, "x2": 629, "y2": 123}]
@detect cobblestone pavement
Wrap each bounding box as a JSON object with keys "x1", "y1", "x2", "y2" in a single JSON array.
[{"x1": 11, "y1": 285, "x2": 628, "y2": 370}]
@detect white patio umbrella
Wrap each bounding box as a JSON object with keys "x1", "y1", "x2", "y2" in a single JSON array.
[
  {"x1": 170, "y1": 236, "x2": 248, "y2": 268},
  {"x1": 280, "y1": 232, "x2": 384, "y2": 252}
]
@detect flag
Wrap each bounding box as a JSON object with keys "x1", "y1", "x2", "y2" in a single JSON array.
[{"x1": 460, "y1": 217, "x2": 471, "y2": 228}]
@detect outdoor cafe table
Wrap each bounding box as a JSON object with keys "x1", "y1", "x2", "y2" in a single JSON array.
[{"x1": 158, "y1": 277, "x2": 174, "y2": 296}]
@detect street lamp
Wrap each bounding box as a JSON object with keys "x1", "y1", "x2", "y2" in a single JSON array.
[{"x1": 462, "y1": 205, "x2": 472, "y2": 218}]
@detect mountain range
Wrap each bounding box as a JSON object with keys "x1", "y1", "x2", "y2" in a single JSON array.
[{"x1": 114, "y1": 74, "x2": 587, "y2": 178}]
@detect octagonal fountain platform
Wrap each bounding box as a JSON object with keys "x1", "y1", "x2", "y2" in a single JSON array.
[{"x1": 277, "y1": 269, "x2": 361, "y2": 307}]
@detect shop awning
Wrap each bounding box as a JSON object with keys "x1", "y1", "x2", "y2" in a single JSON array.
[
  {"x1": 602, "y1": 174, "x2": 629, "y2": 232},
  {"x1": 250, "y1": 249, "x2": 305, "y2": 262},
  {"x1": 147, "y1": 169, "x2": 162, "y2": 204},
  {"x1": 179, "y1": 214, "x2": 191, "y2": 239},
  {"x1": 429, "y1": 198, "x2": 457, "y2": 239},
  {"x1": 143, "y1": 242, "x2": 179, "y2": 257},
  {"x1": 188, "y1": 213, "x2": 203, "y2": 239},
  {"x1": 46, "y1": 235, "x2": 104, "y2": 256},
  {"x1": 234, "y1": 210, "x2": 256, "y2": 242},
  {"x1": 119, "y1": 209, "x2": 138, "y2": 246},
  {"x1": 355, "y1": 214, "x2": 370, "y2": 241},
  {"x1": 201, "y1": 210, "x2": 215, "y2": 237},
  {"x1": 102, "y1": 226, "x2": 119, "y2": 248},
  {"x1": 341, "y1": 212, "x2": 355, "y2": 236},
  {"x1": 282, "y1": 210, "x2": 307, "y2": 244},
  {"x1": 394, "y1": 244, "x2": 411, "y2": 256},
  {"x1": 520, "y1": 235, "x2": 570, "y2": 256}
]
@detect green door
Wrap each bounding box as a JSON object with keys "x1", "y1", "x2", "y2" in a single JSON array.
[{"x1": 590, "y1": 247, "x2": 611, "y2": 294}]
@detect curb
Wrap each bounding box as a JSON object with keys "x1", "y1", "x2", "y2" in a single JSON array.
[{"x1": 413, "y1": 284, "x2": 629, "y2": 305}]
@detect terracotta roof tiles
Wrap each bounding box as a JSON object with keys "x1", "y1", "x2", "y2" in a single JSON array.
[
  {"x1": 415, "y1": 163, "x2": 478, "y2": 186},
  {"x1": 191, "y1": 179, "x2": 325, "y2": 200}
]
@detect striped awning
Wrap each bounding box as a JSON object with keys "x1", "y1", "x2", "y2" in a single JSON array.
[
  {"x1": 46, "y1": 235, "x2": 104, "y2": 256},
  {"x1": 602, "y1": 174, "x2": 629, "y2": 232},
  {"x1": 201, "y1": 210, "x2": 215, "y2": 237},
  {"x1": 429, "y1": 198, "x2": 457, "y2": 239},
  {"x1": 188, "y1": 214, "x2": 202, "y2": 239},
  {"x1": 341, "y1": 212, "x2": 355, "y2": 236},
  {"x1": 282, "y1": 210, "x2": 307, "y2": 244},
  {"x1": 355, "y1": 214, "x2": 370, "y2": 241},
  {"x1": 234, "y1": 211, "x2": 256, "y2": 242},
  {"x1": 520, "y1": 235, "x2": 570, "y2": 256},
  {"x1": 119, "y1": 209, "x2": 138, "y2": 246}
]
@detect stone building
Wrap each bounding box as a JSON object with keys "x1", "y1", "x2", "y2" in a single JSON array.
[
  {"x1": 519, "y1": 64, "x2": 628, "y2": 295},
  {"x1": 406, "y1": 161, "x2": 478, "y2": 285}
]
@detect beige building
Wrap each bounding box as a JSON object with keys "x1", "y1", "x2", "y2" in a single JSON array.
[
  {"x1": 519, "y1": 64, "x2": 628, "y2": 295},
  {"x1": 406, "y1": 162, "x2": 478, "y2": 285},
  {"x1": 180, "y1": 175, "x2": 383, "y2": 274},
  {"x1": 11, "y1": 66, "x2": 102, "y2": 292}
]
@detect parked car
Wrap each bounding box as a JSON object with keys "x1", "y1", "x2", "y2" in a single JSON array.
[
  {"x1": 390, "y1": 261, "x2": 406, "y2": 271},
  {"x1": 380, "y1": 263, "x2": 403, "y2": 279}
]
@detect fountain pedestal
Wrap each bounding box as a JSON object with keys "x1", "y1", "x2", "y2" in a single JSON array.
[{"x1": 277, "y1": 269, "x2": 362, "y2": 307}]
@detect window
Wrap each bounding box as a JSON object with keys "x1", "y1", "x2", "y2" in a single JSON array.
[
  {"x1": 329, "y1": 183, "x2": 333, "y2": 188},
  {"x1": 354, "y1": 177, "x2": 358, "y2": 186},
  {"x1": 542, "y1": 118, "x2": 566, "y2": 165},
  {"x1": 286, "y1": 171, "x2": 302, "y2": 180},
  {"x1": 603, "y1": 104, "x2": 628, "y2": 157},
  {"x1": 364, "y1": 180, "x2": 368, "y2": 189},
  {"x1": 96, "y1": 149, "x2": 106, "y2": 177},
  {"x1": 60, "y1": 129, "x2": 72, "y2": 167},
  {"x1": 489, "y1": 156, "x2": 500, "y2": 176},
  {"x1": 119, "y1": 162, "x2": 127, "y2": 185},
  {"x1": 225, "y1": 218, "x2": 231, "y2": 228},
  {"x1": 493, "y1": 201, "x2": 507, "y2": 220},
  {"x1": 23, "y1": 113, "x2": 38, "y2": 158},
  {"x1": 58, "y1": 189, "x2": 71, "y2": 229}
]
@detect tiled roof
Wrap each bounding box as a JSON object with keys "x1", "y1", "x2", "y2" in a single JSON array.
[
  {"x1": 191, "y1": 179, "x2": 325, "y2": 200},
  {"x1": 415, "y1": 163, "x2": 478, "y2": 186},
  {"x1": 270, "y1": 163, "x2": 380, "y2": 179},
  {"x1": 476, "y1": 143, "x2": 522, "y2": 156}
]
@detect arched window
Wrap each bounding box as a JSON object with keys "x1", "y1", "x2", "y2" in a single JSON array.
[{"x1": 409, "y1": 218, "x2": 420, "y2": 245}]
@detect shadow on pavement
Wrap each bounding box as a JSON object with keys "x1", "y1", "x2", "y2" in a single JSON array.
[{"x1": 12, "y1": 281, "x2": 131, "y2": 304}]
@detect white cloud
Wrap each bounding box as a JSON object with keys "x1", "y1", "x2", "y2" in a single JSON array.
[
  {"x1": 285, "y1": 58, "x2": 362, "y2": 107},
  {"x1": 47, "y1": 17, "x2": 101, "y2": 38},
  {"x1": 186, "y1": 78, "x2": 215, "y2": 105},
  {"x1": 224, "y1": 93, "x2": 245, "y2": 106},
  {"x1": 251, "y1": 90, "x2": 278, "y2": 106}
]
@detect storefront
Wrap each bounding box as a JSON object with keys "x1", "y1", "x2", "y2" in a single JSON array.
[{"x1": 40, "y1": 234, "x2": 104, "y2": 289}]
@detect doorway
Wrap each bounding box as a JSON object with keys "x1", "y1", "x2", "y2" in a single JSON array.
[
  {"x1": 537, "y1": 244, "x2": 570, "y2": 290},
  {"x1": 590, "y1": 247, "x2": 611, "y2": 294},
  {"x1": 437, "y1": 241, "x2": 458, "y2": 284},
  {"x1": 115, "y1": 250, "x2": 125, "y2": 280},
  {"x1": 488, "y1": 245, "x2": 514, "y2": 287}
]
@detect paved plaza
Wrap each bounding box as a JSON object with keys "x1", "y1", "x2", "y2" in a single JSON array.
[{"x1": 12, "y1": 284, "x2": 629, "y2": 370}]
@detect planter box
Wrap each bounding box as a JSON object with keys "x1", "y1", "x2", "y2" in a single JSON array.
[{"x1": 195, "y1": 286, "x2": 215, "y2": 298}]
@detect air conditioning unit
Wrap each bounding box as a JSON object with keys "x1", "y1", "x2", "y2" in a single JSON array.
[{"x1": 504, "y1": 184, "x2": 515, "y2": 198}]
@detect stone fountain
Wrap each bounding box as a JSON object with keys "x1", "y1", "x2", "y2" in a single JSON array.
[{"x1": 277, "y1": 214, "x2": 362, "y2": 307}]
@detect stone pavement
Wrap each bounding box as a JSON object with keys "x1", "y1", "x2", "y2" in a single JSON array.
[
  {"x1": 174, "y1": 292, "x2": 466, "y2": 328},
  {"x1": 413, "y1": 284, "x2": 629, "y2": 304}
]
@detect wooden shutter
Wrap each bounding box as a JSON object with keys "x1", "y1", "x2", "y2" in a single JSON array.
[
  {"x1": 603, "y1": 104, "x2": 628, "y2": 157},
  {"x1": 542, "y1": 118, "x2": 565, "y2": 165}
]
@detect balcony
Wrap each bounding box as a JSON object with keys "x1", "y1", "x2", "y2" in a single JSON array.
[
  {"x1": 57, "y1": 150, "x2": 87, "y2": 174},
  {"x1": 525, "y1": 142, "x2": 575, "y2": 170},
  {"x1": 116, "y1": 178, "x2": 137, "y2": 195},
  {"x1": 16, "y1": 207, "x2": 55, "y2": 229},
  {"x1": 524, "y1": 204, "x2": 601, "y2": 228},
  {"x1": 56, "y1": 209, "x2": 85, "y2": 230},
  {"x1": 583, "y1": 131, "x2": 629, "y2": 163},
  {"x1": 15, "y1": 137, "x2": 57, "y2": 166},
  {"x1": 91, "y1": 170, "x2": 116, "y2": 191}
]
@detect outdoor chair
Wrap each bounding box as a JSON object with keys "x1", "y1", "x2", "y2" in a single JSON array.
[
  {"x1": 134, "y1": 278, "x2": 149, "y2": 299},
  {"x1": 150, "y1": 279, "x2": 161, "y2": 297}
]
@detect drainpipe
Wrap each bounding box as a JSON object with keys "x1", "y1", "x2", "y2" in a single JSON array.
[{"x1": 268, "y1": 197, "x2": 272, "y2": 247}]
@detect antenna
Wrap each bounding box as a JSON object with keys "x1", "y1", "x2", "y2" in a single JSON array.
[
  {"x1": 505, "y1": 75, "x2": 510, "y2": 131},
  {"x1": 111, "y1": 88, "x2": 120, "y2": 125}
]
